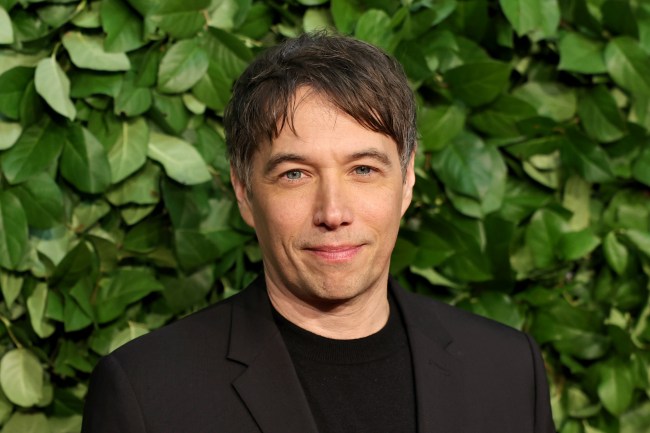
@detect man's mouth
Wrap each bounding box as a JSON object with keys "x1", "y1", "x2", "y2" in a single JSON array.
[{"x1": 304, "y1": 244, "x2": 364, "y2": 262}]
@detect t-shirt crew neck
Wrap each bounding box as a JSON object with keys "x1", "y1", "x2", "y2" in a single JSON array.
[{"x1": 272, "y1": 295, "x2": 417, "y2": 433}]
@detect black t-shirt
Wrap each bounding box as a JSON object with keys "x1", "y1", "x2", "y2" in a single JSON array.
[{"x1": 273, "y1": 298, "x2": 417, "y2": 433}]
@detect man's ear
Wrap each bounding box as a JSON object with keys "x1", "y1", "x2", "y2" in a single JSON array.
[
  {"x1": 400, "y1": 150, "x2": 416, "y2": 216},
  {"x1": 230, "y1": 166, "x2": 256, "y2": 228}
]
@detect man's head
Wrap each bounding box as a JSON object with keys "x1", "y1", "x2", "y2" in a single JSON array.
[
  {"x1": 224, "y1": 33, "x2": 417, "y2": 329},
  {"x1": 224, "y1": 32, "x2": 417, "y2": 190}
]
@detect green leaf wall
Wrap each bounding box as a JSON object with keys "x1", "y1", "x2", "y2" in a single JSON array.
[{"x1": 0, "y1": 0, "x2": 649, "y2": 431}]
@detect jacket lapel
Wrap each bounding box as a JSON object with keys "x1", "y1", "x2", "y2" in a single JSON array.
[
  {"x1": 391, "y1": 279, "x2": 467, "y2": 433},
  {"x1": 227, "y1": 279, "x2": 319, "y2": 433}
]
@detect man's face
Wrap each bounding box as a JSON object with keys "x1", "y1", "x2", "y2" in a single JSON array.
[{"x1": 231, "y1": 89, "x2": 415, "y2": 308}]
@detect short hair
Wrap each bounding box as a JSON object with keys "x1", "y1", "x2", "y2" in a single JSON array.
[{"x1": 224, "y1": 32, "x2": 417, "y2": 188}]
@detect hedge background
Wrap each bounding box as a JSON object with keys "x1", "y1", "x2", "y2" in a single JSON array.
[{"x1": 0, "y1": 0, "x2": 649, "y2": 431}]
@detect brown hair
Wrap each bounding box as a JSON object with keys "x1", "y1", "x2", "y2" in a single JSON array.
[{"x1": 224, "y1": 32, "x2": 417, "y2": 188}]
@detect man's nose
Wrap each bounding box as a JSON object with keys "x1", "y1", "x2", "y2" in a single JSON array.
[{"x1": 312, "y1": 177, "x2": 353, "y2": 230}]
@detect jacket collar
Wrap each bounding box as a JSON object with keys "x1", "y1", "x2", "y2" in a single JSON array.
[
  {"x1": 227, "y1": 277, "x2": 319, "y2": 433},
  {"x1": 390, "y1": 278, "x2": 466, "y2": 433},
  {"x1": 226, "y1": 277, "x2": 465, "y2": 433}
]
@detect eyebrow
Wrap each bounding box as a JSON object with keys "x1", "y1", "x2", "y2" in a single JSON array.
[
  {"x1": 264, "y1": 153, "x2": 307, "y2": 175},
  {"x1": 348, "y1": 149, "x2": 392, "y2": 168},
  {"x1": 263, "y1": 149, "x2": 393, "y2": 175}
]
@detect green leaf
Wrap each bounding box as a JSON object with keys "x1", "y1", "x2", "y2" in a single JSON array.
[
  {"x1": 11, "y1": 174, "x2": 64, "y2": 229},
  {"x1": 445, "y1": 60, "x2": 511, "y2": 107},
  {"x1": 303, "y1": 8, "x2": 332, "y2": 32},
  {"x1": 108, "y1": 322, "x2": 149, "y2": 352},
  {"x1": 0, "y1": 349, "x2": 43, "y2": 408},
  {"x1": 0, "y1": 192, "x2": 28, "y2": 270},
  {"x1": 626, "y1": 229, "x2": 650, "y2": 257},
  {"x1": 161, "y1": 266, "x2": 214, "y2": 313},
  {"x1": 1, "y1": 118, "x2": 64, "y2": 184},
  {"x1": 49, "y1": 415, "x2": 83, "y2": 433},
  {"x1": 121, "y1": 204, "x2": 157, "y2": 225},
  {"x1": 148, "y1": 132, "x2": 211, "y2": 185},
  {"x1": 632, "y1": 145, "x2": 650, "y2": 187},
  {"x1": 605, "y1": 37, "x2": 650, "y2": 97},
  {"x1": 150, "y1": 93, "x2": 189, "y2": 134},
  {"x1": 512, "y1": 82, "x2": 577, "y2": 122},
  {"x1": 123, "y1": 217, "x2": 165, "y2": 253},
  {"x1": 331, "y1": 0, "x2": 363, "y2": 34},
  {"x1": 182, "y1": 92, "x2": 205, "y2": 114},
  {"x1": 158, "y1": 38, "x2": 209, "y2": 94},
  {"x1": 53, "y1": 338, "x2": 93, "y2": 376},
  {"x1": 604, "y1": 231, "x2": 629, "y2": 275},
  {"x1": 1, "y1": 412, "x2": 49, "y2": 433},
  {"x1": 470, "y1": 95, "x2": 537, "y2": 137},
  {"x1": 431, "y1": 132, "x2": 507, "y2": 211},
  {"x1": 566, "y1": 386, "x2": 601, "y2": 418},
  {"x1": 0, "y1": 389, "x2": 11, "y2": 425},
  {"x1": 27, "y1": 283, "x2": 56, "y2": 339},
  {"x1": 532, "y1": 300, "x2": 609, "y2": 359},
  {"x1": 620, "y1": 401, "x2": 650, "y2": 433},
  {"x1": 191, "y1": 61, "x2": 231, "y2": 111},
  {"x1": 558, "y1": 227, "x2": 600, "y2": 261},
  {"x1": 0, "y1": 50, "x2": 44, "y2": 77},
  {"x1": 395, "y1": 40, "x2": 432, "y2": 82},
  {"x1": 461, "y1": 292, "x2": 524, "y2": 330},
  {"x1": 72, "y1": 0, "x2": 101, "y2": 28},
  {"x1": 0, "y1": 270, "x2": 22, "y2": 309},
  {"x1": 234, "y1": 3, "x2": 269, "y2": 39},
  {"x1": 69, "y1": 274, "x2": 95, "y2": 322},
  {"x1": 208, "y1": 0, "x2": 251, "y2": 30},
  {"x1": 418, "y1": 104, "x2": 465, "y2": 151},
  {"x1": 525, "y1": 208, "x2": 566, "y2": 268},
  {"x1": 62, "y1": 31, "x2": 130, "y2": 71},
  {"x1": 69, "y1": 70, "x2": 122, "y2": 98},
  {"x1": 34, "y1": 57, "x2": 76, "y2": 120},
  {"x1": 71, "y1": 199, "x2": 111, "y2": 233},
  {"x1": 601, "y1": 0, "x2": 638, "y2": 39},
  {"x1": 558, "y1": 32, "x2": 607, "y2": 74},
  {"x1": 148, "y1": 0, "x2": 210, "y2": 39},
  {"x1": 355, "y1": 9, "x2": 397, "y2": 52},
  {"x1": 0, "y1": 121, "x2": 22, "y2": 150},
  {"x1": 562, "y1": 129, "x2": 615, "y2": 183},
  {"x1": 101, "y1": 0, "x2": 146, "y2": 53},
  {"x1": 107, "y1": 117, "x2": 149, "y2": 183},
  {"x1": 562, "y1": 175, "x2": 590, "y2": 230},
  {"x1": 598, "y1": 360, "x2": 634, "y2": 416},
  {"x1": 174, "y1": 229, "x2": 221, "y2": 270},
  {"x1": 106, "y1": 162, "x2": 161, "y2": 206},
  {"x1": 64, "y1": 287, "x2": 93, "y2": 332},
  {"x1": 578, "y1": 86, "x2": 626, "y2": 143},
  {"x1": 0, "y1": 6, "x2": 14, "y2": 44},
  {"x1": 96, "y1": 268, "x2": 163, "y2": 323},
  {"x1": 114, "y1": 76, "x2": 152, "y2": 117},
  {"x1": 499, "y1": 0, "x2": 560, "y2": 38},
  {"x1": 203, "y1": 27, "x2": 252, "y2": 80},
  {"x1": 61, "y1": 125, "x2": 111, "y2": 194},
  {"x1": 0, "y1": 66, "x2": 32, "y2": 120},
  {"x1": 51, "y1": 242, "x2": 98, "y2": 293}
]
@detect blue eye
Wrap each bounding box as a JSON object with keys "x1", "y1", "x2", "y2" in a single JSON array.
[
  {"x1": 355, "y1": 166, "x2": 372, "y2": 175},
  {"x1": 285, "y1": 170, "x2": 302, "y2": 180}
]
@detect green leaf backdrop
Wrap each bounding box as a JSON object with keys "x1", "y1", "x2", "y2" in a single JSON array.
[{"x1": 0, "y1": 0, "x2": 649, "y2": 432}]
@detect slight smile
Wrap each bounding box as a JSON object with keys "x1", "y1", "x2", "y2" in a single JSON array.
[{"x1": 304, "y1": 245, "x2": 364, "y2": 263}]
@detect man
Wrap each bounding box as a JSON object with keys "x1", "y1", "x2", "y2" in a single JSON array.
[{"x1": 82, "y1": 33, "x2": 555, "y2": 433}]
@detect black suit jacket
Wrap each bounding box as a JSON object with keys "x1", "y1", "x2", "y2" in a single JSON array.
[{"x1": 82, "y1": 278, "x2": 556, "y2": 433}]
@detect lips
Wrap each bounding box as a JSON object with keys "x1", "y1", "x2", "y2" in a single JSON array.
[{"x1": 304, "y1": 244, "x2": 363, "y2": 262}]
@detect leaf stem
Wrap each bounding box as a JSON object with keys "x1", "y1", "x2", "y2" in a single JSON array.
[{"x1": 0, "y1": 315, "x2": 23, "y2": 349}]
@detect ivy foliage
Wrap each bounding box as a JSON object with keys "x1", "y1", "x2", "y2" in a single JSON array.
[{"x1": 0, "y1": 0, "x2": 649, "y2": 432}]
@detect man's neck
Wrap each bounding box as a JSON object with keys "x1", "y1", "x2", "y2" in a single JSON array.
[{"x1": 266, "y1": 278, "x2": 390, "y2": 340}]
